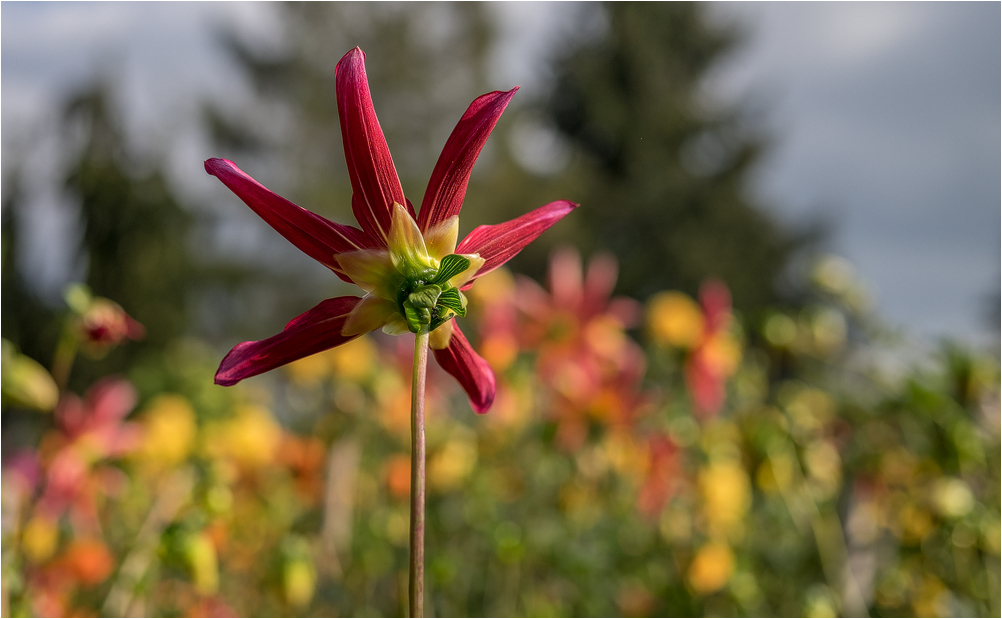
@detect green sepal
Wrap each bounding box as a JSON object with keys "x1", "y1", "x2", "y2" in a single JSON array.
[
  {"x1": 431, "y1": 254, "x2": 471, "y2": 285},
  {"x1": 436, "y1": 288, "x2": 467, "y2": 317},
  {"x1": 403, "y1": 301, "x2": 432, "y2": 334},
  {"x1": 408, "y1": 284, "x2": 442, "y2": 310},
  {"x1": 428, "y1": 309, "x2": 454, "y2": 332}
]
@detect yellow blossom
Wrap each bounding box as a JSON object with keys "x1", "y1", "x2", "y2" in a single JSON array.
[
  {"x1": 327, "y1": 335, "x2": 377, "y2": 382},
  {"x1": 185, "y1": 531, "x2": 219, "y2": 595},
  {"x1": 138, "y1": 394, "x2": 197, "y2": 469},
  {"x1": 204, "y1": 404, "x2": 281, "y2": 468},
  {"x1": 285, "y1": 350, "x2": 333, "y2": 385},
  {"x1": 646, "y1": 291, "x2": 704, "y2": 349},
  {"x1": 930, "y1": 477, "x2": 975, "y2": 519},
  {"x1": 22, "y1": 515, "x2": 59, "y2": 563},
  {"x1": 284, "y1": 557, "x2": 317, "y2": 609},
  {"x1": 688, "y1": 542, "x2": 734, "y2": 594},
  {"x1": 428, "y1": 432, "x2": 478, "y2": 492},
  {"x1": 701, "y1": 332, "x2": 742, "y2": 376},
  {"x1": 699, "y1": 459, "x2": 751, "y2": 539}
]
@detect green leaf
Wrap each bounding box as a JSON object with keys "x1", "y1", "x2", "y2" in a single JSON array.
[
  {"x1": 432, "y1": 254, "x2": 471, "y2": 285},
  {"x1": 408, "y1": 284, "x2": 442, "y2": 310},
  {"x1": 436, "y1": 288, "x2": 467, "y2": 317}
]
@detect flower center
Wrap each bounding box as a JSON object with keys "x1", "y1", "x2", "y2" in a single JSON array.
[{"x1": 396, "y1": 254, "x2": 471, "y2": 334}]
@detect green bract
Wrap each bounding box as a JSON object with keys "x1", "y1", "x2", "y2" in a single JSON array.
[
  {"x1": 339, "y1": 204, "x2": 479, "y2": 337},
  {"x1": 399, "y1": 257, "x2": 470, "y2": 334}
]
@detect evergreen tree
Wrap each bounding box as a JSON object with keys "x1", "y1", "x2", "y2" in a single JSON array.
[
  {"x1": 539, "y1": 3, "x2": 803, "y2": 309},
  {"x1": 60, "y1": 86, "x2": 195, "y2": 386},
  {"x1": 64, "y1": 87, "x2": 192, "y2": 345},
  {"x1": 1, "y1": 180, "x2": 60, "y2": 366}
]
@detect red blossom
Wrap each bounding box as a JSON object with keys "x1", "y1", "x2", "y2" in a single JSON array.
[
  {"x1": 509, "y1": 248, "x2": 646, "y2": 446},
  {"x1": 685, "y1": 280, "x2": 739, "y2": 418},
  {"x1": 637, "y1": 433, "x2": 680, "y2": 518},
  {"x1": 37, "y1": 378, "x2": 141, "y2": 528},
  {"x1": 79, "y1": 299, "x2": 144, "y2": 353},
  {"x1": 206, "y1": 47, "x2": 575, "y2": 413}
]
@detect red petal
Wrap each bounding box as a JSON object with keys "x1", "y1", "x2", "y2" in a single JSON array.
[
  {"x1": 336, "y1": 48, "x2": 406, "y2": 243},
  {"x1": 686, "y1": 351, "x2": 725, "y2": 418},
  {"x1": 86, "y1": 378, "x2": 138, "y2": 426},
  {"x1": 215, "y1": 296, "x2": 362, "y2": 386},
  {"x1": 456, "y1": 200, "x2": 578, "y2": 288},
  {"x1": 432, "y1": 323, "x2": 496, "y2": 414},
  {"x1": 205, "y1": 158, "x2": 374, "y2": 282},
  {"x1": 582, "y1": 251, "x2": 617, "y2": 316},
  {"x1": 548, "y1": 246, "x2": 584, "y2": 311},
  {"x1": 417, "y1": 88, "x2": 518, "y2": 232},
  {"x1": 699, "y1": 280, "x2": 732, "y2": 333}
]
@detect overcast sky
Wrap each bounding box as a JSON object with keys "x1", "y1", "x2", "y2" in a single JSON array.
[{"x1": 2, "y1": 2, "x2": 999, "y2": 345}]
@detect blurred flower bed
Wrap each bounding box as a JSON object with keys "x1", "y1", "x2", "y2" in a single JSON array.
[{"x1": 2, "y1": 251, "x2": 998, "y2": 617}]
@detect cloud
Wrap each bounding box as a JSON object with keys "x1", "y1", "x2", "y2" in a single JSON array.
[{"x1": 709, "y1": 3, "x2": 1000, "y2": 341}]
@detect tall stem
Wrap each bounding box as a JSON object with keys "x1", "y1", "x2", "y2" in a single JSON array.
[
  {"x1": 51, "y1": 322, "x2": 79, "y2": 392},
  {"x1": 409, "y1": 330, "x2": 430, "y2": 618}
]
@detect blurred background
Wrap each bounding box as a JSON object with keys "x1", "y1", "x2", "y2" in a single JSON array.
[{"x1": 2, "y1": 3, "x2": 999, "y2": 617}]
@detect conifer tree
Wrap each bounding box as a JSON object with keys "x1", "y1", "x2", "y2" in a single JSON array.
[
  {"x1": 63, "y1": 86, "x2": 194, "y2": 357},
  {"x1": 542, "y1": 3, "x2": 801, "y2": 308}
]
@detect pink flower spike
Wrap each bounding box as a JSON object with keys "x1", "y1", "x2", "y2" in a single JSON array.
[
  {"x1": 418, "y1": 88, "x2": 518, "y2": 232},
  {"x1": 214, "y1": 296, "x2": 362, "y2": 386},
  {"x1": 456, "y1": 200, "x2": 579, "y2": 288},
  {"x1": 205, "y1": 158, "x2": 374, "y2": 282},
  {"x1": 432, "y1": 323, "x2": 496, "y2": 414},
  {"x1": 336, "y1": 47, "x2": 407, "y2": 243}
]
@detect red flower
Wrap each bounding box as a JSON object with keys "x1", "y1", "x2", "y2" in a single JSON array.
[
  {"x1": 636, "y1": 433, "x2": 680, "y2": 518},
  {"x1": 685, "y1": 280, "x2": 740, "y2": 417},
  {"x1": 37, "y1": 378, "x2": 141, "y2": 528},
  {"x1": 206, "y1": 48, "x2": 575, "y2": 413},
  {"x1": 515, "y1": 248, "x2": 647, "y2": 446},
  {"x1": 78, "y1": 298, "x2": 144, "y2": 355}
]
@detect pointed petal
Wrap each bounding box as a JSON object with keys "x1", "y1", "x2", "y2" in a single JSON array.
[
  {"x1": 215, "y1": 296, "x2": 362, "y2": 386},
  {"x1": 432, "y1": 322, "x2": 496, "y2": 414},
  {"x1": 337, "y1": 249, "x2": 397, "y2": 297},
  {"x1": 423, "y1": 216, "x2": 459, "y2": 261},
  {"x1": 336, "y1": 48, "x2": 406, "y2": 243},
  {"x1": 382, "y1": 316, "x2": 411, "y2": 336},
  {"x1": 388, "y1": 203, "x2": 435, "y2": 276},
  {"x1": 455, "y1": 200, "x2": 578, "y2": 288},
  {"x1": 448, "y1": 254, "x2": 485, "y2": 289},
  {"x1": 205, "y1": 158, "x2": 373, "y2": 280},
  {"x1": 428, "y1": 319, "x2": 455, "y2": 350},
  {"x1": 418, "y1": 88, "x2": 518, "y2": 231},
  {"x1": 343, "y1": 294, "x2": 397, "y2": 337}
]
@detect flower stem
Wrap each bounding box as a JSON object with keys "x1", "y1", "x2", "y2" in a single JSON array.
[
  {"x1": 409, "y1": 330, "x2": 430, "y2": 618},
  {"x1": 51, "y1": 321, "x2": 79, "y2": 392}
]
